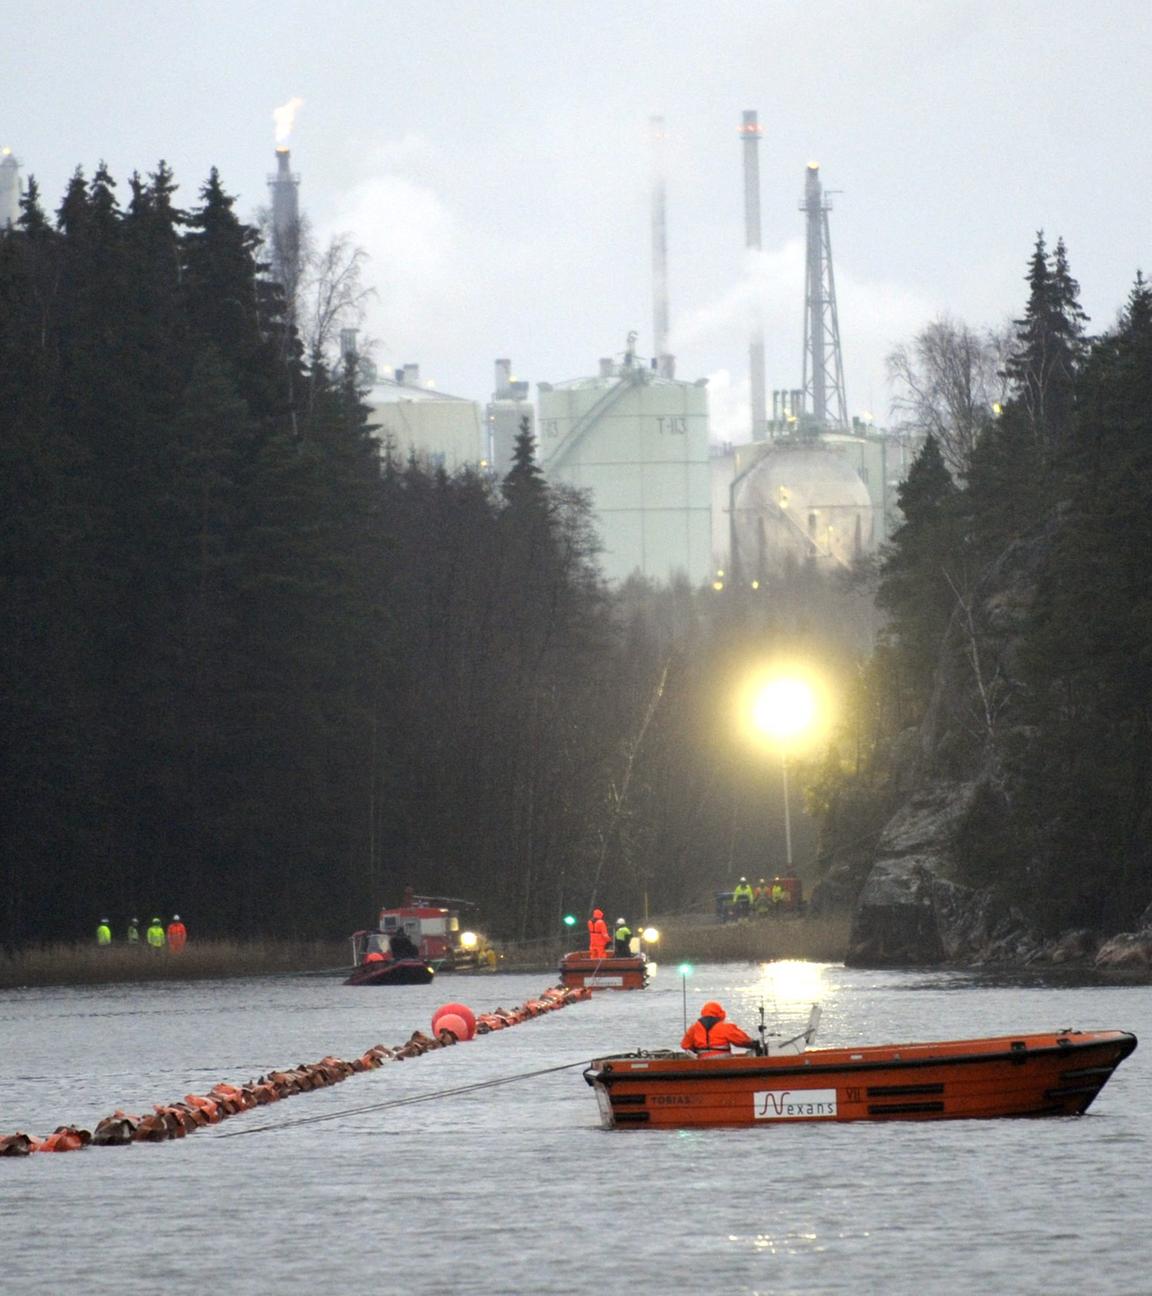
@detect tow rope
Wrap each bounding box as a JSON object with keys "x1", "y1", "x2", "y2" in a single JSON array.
[
  {"x1": 218, "y1": 1059, "x2": 588, "y2": 1138},
  {"x1": 0, "y1": 982, "x2": 591, "y2": 1156}
]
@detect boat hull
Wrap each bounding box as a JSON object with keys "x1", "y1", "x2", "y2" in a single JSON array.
[
  {"x1": 585, "y1": 1030, "x2": 1137, "y2": 1127},
  {"x1": 560, "y1": 952, "x2": 648, "y2": 991},
  {"x1": 344, "y1": 958, "x2": 435, "y2": 986}
]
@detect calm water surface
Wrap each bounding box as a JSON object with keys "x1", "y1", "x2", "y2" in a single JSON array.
[{"x1": 0, "y1": 963, "x2": 1147, "y2": 1295}]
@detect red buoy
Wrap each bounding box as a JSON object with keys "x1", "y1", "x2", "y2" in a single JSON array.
[
  {"x1": 432, "y1": 1003, "x2": 476, "y2": 1040},
  {"x1": 435, "y1": 1013, "x2": 471, "y2": 1042}
]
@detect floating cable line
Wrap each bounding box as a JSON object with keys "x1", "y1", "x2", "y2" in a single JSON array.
[{"x1": 217, "y1": 1058, "x2": 590, "y2": 1138}]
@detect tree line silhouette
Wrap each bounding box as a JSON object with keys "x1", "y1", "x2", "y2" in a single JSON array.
[{"x1": 1, "y1": 161, "x2": 855, "y2": 949}]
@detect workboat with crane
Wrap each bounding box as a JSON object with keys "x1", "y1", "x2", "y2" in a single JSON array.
[
  {"x1": 584, "y1": 1018, "x2": 1137, "y2": 1127},
  {"x1": 346, "y1": 890, "x2": 498, "y2": 986}
]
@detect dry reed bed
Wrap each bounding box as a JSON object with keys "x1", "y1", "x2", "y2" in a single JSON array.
[
  {"x1": 655, "y1": 916, "x2": 850, "y2": 964},
  {"x1": 0, "y1": 938, "x2": 349, "y2": 989}
]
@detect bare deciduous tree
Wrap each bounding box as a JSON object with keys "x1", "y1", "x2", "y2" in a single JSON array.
[
  {"x1": 302, "y1": 231, "x2": 375, "y2": 360},
  {"x1": 258, "y1": 211, "x2": 375, "y2": 364},
  {"x1": 887, "y1": 316, "x2": 1011, "y2": 478}
]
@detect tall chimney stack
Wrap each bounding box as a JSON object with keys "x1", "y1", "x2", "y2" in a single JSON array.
[
  {"x1": 268, "y1": 147, "x2": 301, "y2": 291},
  {"x1": 0, "y1": 148, "x2": 20, "y2": 230},
  {"x1": 741, "y1": 110, "x2": 768, "y2": 442},
  {"x1": 650, "y1": 116, "x2": 674, "y2": 379}
]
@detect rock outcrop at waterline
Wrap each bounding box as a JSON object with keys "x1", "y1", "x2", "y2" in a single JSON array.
[
  {"x1": 846, "y1": 779, "x2": 1029, "y2": 965},
  {"x1": 841, "y1": 778, "x2": 1152, "y2": 970},
  {"x1": 821, "y1": 522, "x2": 1150, "y2": 972}
]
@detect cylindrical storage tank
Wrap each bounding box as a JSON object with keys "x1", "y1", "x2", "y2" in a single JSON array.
[{"x1": 538, "y1": 368, "x2": 711, "y2": 585}]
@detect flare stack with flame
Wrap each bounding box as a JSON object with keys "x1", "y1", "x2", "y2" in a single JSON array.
[{"x1": 267, "y1": 98, "x2": 303, "y2": 288}]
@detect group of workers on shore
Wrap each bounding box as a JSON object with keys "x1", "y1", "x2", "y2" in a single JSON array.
[
  {"x1": 586, "y1": 910, "x2": 634, "y2": 959},
  {"x1": 727, "y1": 874, "x2": 799, "y2": 920},
  {"x1": 96, "y1": 916, "x2": 187, "y2": 951}
]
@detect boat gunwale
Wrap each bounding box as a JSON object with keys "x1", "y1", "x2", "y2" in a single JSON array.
[{"x1": 587, "y1": 1031, "x2": 1137, "y2": 1085}]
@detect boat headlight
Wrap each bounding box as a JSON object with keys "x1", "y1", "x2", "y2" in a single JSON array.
[
  {"x1": 459, "y1": 930, "x2": 479, "y2": 949},
  {"x1": 641, "y1": 926, "x2": 660, "y2": 943}
]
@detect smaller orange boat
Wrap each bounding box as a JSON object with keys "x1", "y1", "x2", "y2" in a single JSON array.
[
  {"x1": 585, "y1": 1028, "x2": 1137, "y2": 1127},
  {"x1": 560, "y1": 951, "x2": 649, "y2": 991}
]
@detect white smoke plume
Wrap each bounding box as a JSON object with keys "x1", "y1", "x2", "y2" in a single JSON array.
[
  {"x1": 272, "y1": 96, "x2": 305, "y2": 145},
  {"x1": 671, "y1": 239, "x2": 934, "y2": 440}
]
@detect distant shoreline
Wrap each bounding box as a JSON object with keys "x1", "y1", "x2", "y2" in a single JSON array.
[
  {"x1": 14, "y1": 917, "x2": 1134, "y2": 990},
  {"x1": 0, "y1": 938, "x2": 350, "y2": 990}
]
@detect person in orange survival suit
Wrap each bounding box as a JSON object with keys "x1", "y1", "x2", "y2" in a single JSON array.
[
  {"x1": 587, "y1": 909, "x2": 610, "y2": 958},
  {"x1": 680, "y1": 1001, "x2": 758, "y2": 1057},
  {"x1": 166, "y1": 915, "x2": 188, "y2": 952}
]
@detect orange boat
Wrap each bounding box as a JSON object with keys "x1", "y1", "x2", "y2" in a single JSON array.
[
  {"x1": 560, "y1": 951, "x2": 649, "y2": 991},
  {"x1": 585, "y1": 1029, "x2": 1137, "y2": 1127}
]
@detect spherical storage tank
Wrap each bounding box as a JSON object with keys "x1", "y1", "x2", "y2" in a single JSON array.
[{"x1": 732, "y1": 444, "x2": 874, "y2": 575}]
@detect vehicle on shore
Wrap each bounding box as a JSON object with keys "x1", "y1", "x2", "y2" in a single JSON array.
[{"x1": 584, "y1": 1027, "x2": 1137, "y2": 1127}]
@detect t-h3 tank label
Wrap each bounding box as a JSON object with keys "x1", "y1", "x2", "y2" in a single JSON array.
[
  {"x1": 753, "y1": 1088, "x2": 838, "y2": 1119},
  {"x1": 586, "y1": 976, "x2": 624, "y2": 987}
]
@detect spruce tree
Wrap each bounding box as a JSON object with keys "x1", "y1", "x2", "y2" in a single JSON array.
[
  {"x1": 876, "y1": 434, "x2": 960, "y2": 718},
  {"x1": 1005, "y1": 232, "x2": 1088, "y2": 454}
]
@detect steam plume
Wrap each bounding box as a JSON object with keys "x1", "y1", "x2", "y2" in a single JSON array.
[{"x1": 272, "y1": 96, "x2": 305, "y2": 145}]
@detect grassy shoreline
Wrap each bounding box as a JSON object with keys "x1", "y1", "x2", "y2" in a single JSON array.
[{"x1": 0, "y1": 938, "x2": 351, "y2": 990}]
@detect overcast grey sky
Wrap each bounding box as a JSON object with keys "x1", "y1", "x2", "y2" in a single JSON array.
[{"x1": 7, "y1": 1, "x2": 1150, "y2": 437}]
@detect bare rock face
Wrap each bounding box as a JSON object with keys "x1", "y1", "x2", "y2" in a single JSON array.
[
  {"x1": 846, "y1": 780, "x2": 1042, "y2": 966},
  {"x1": 847, "y1": 782, "x2": 976, "y2": 966},
  {"x1": 1040, "y1": 929, "x2": 1100, "y2": 965},
  {"x1": 1094, "y1": 934, "x2": 1152, "y2": 969}
]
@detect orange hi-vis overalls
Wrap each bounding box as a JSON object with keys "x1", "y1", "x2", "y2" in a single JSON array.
[
  {"x1": 680, "y1": 1002, "x2": 755, "y2": 1057},
  {"x1": 587, "y1": 912, "x2": 610, "y2": 958}
]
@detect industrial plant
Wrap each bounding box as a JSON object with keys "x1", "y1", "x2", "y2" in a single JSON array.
[{"x1": 2, "y1": 106, "x2": 912, "y2": 588}]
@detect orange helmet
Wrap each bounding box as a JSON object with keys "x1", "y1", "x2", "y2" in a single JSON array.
[
  {"x1": 701, "y1": 1001, "x2": 725, "y2": 1020},
  {"x1": 592, "y1": 908, "x2": 603, "y2": 919}
]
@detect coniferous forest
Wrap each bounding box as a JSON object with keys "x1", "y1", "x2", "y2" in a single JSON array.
[{"x1": 833, "y1": 235, "x2": 1152, "y2": 939}]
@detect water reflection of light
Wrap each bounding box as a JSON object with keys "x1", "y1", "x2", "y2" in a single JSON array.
[{"x1": 756, "y1": 959, "x2": 828, "y2": 1005}]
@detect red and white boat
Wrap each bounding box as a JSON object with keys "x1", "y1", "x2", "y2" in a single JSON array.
[
  {"x1": 585, "y1": 1027, "x2": 1137, "y2": 1127},
  {"x1": 346, "y1": 891, "x2": 498, "y2": 986}
]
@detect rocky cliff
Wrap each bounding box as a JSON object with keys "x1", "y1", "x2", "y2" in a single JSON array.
[{"x1": 819, "y1": 524, "x2": 1152, "y2": 972}]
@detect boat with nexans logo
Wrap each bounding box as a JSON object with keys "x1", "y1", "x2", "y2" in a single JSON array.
[{"x1": 584, "y1": 1029, "x2": 1137, "y2": 1128}]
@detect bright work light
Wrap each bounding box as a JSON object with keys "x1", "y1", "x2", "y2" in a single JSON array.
[{"x1": 751, "y1": 676, "x2": 816, "y2": 741}]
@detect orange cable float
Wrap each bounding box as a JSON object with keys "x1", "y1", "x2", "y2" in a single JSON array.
[{"x1": 0, "y1": 983, "x2": 591, "y2": 1155}]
